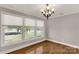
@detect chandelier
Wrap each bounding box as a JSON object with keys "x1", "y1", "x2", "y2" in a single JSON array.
[{"x1": 41, "y1": 4, "x2": 55, "y2": 19}]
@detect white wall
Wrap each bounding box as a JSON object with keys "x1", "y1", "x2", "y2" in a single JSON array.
[{"x1": 48, "y1": 13, "x2": 79, "y2": 46}]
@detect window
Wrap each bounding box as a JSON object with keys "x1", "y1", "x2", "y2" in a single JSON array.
[
  {"x1": 1, "y1": 12, "x2": 45, "y2": 46},
  {"x1": 36, "y1": 20, "x2": 44, "y2": 37},
  {"x1": 24, "y1": 18, "x2": 35, "y2": 39},
  {"x1": 2, "y1": 14, "x2": 23, "y2": 45}
]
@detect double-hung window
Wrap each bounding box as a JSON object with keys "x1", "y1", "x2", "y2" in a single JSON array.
[
  {"x1": 36, "y1": 20, "x2": 44, "y2": 37},
  {"x1": 24, "y1": 18, "x2": 35, "y2": 39},
  {"x1": 2, "y1": 14, "x2": 23, "y2": 45}
]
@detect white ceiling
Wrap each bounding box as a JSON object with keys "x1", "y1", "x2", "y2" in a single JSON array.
[{"x1": 0, "y1": 4, "x2": 79, "y2": 19}]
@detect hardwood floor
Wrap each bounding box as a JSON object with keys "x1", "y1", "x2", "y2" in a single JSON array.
[{"x1": 8, "y1": 40, "x2": 79, "y2": 54}]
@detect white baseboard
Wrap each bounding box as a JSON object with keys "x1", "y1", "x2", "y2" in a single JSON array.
[{"x1": 48, "y1": 39, "x2": 79, "y2": 49}]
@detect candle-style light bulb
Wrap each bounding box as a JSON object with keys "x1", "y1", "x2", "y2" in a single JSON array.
[{"x1": 41, "y1": 9, "x2": 44, "y2": 12}]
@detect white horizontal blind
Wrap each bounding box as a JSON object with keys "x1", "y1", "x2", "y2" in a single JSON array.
[
  {"x1": 25, "y1": 18, "x2": 35, "y2": 26},
  {"x1": 37, "y1": 20, "x2": 44, "y2": 27},
  {"x1": 36, "y1": 20, "x2": 44, "y2": 37},
  {"x1": 2, "y1": 14, "x2": 23, "y2": 26}
]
